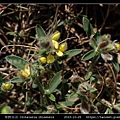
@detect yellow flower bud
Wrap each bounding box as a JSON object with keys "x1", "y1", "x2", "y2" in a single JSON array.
[
  {"x1": 115, "y1": 43, "x2": 120, "y2": 51},
  {"x1": 24, "y1": 64, "x2": 30, "y2": 75},
  {"x1": 1, "y1": 82, "x2": 13, "y2": 92},
  {"x1": 20, "y1": 70, "x2": 29, "y2": 79},
  {"x1": 59, "y1": 42, "x2": 67, "y2": 52},
  {"x1": 102, "y1": 34, "x2": 111, "y2": 39},
  {"x1": 52, "y1": 40, "x2": 59, "y2": 49},
  {"x1": 39, "y1": 57, "x2": 47, "y2": 64},
  {"x1": 56, "y1": 50, "x2": 63, "y2": 56},
  {"x1": 3, "y1": 83, "x2": 11, "y2": 90},
  {"x1": 52, "y1": 31, "x2": 60, "y2": 41},
  {"x1": 19, "y1": 64, "x2": 30, "y2": 79},
  {"x1": 47, "y1": 54, "x2": 55, "y2": 64}
]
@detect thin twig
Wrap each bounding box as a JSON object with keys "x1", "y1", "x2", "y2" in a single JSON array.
[
  {"x1": 47, "y1": 5, "x2": 60, "y2": 35},
  {"x1": 0, "y1": 44, "x2": 37, "y2": 53},
  {"x1": 92, "y1": 71, "x2": 105, "y2": 104},
  {"x1": 98, "y1": 5, "x2": 110, "y2": 32},
  {"x1": 107, "y1": 63, "x2": 117, "y2": 105}
]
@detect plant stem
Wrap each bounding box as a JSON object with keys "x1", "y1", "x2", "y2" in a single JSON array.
[
  {"x1": 36, "y1": 76, "x2": 50, "y2": 105},
  {"x1": 0, "y1": 92, "x2": 24, "y2": 107},
  {"x1": 53, "y1": 61, "x2": 61, "y2": 72},
  {"x1": 85, "y1": 54, "x2": 100, "y2": 80},
  {"x1": 24, "y1": 82, "x2": 28, "y2": 112}
]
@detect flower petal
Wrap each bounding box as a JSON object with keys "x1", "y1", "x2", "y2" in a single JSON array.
[
  {"x1": 1, "y1": 82, "x2": 13, "y2": 92},
  {"x1": 47, "y1": 54, "x2": 55, "y2": 63},
  {"x1": 115, "y1": 43, "x2": 120, "y2": 51},
  {"x1": 52, "y1": 40, "x2": 59, "y2": 49},
  {"x1": 24, "y1": 64, "x2": 30, "y2": 76},
  {"x1": 39, "y1": 57, "x2": 47, "y2": 64},
  {"x1": 52, "y1": 31, "x2": 60, "y2": 41},
  {"x1": 59, "y1": 42, "x2": 67, "y2": 52},
  {"x1": 56, "y1": 50, "x2": 63, "y2": 56},
  {"x1": 20, "y1": 70, "x2": 29, "y2": 79}
]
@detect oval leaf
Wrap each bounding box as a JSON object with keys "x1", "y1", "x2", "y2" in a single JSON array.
[
  {"x1": 11, "y1": 77, "x2": 24, "y2": 83},
  {"x1": 34, "y1": 48, "x2": 47, "y2": 57},
  {"x1": 82, "y1": 16, "x2": 95, "y2": 38},
  {"x1": 81, "y1": 49, "x2": 96, "y2": 61},
  {"x1": 48, "y1": 94, "x2": 56, "y2": 101},
  {"x1": 5, "y1": 55, "x2": 28, "y2": 70},
  {"x1": 58, "y1": 100, "x2": 74, "y2": 107},
  {"x1": 85, "y1": 71, "x2": 92, "y2": 80},
  {"x1": 36, "y1": 24, "x2": 46, "y2": 39},
  {"x1": 112, "y1": 57, "x2": 120, "y2": 72},
  {"x1": 65, "y1": 49, "x2": 82, "y2": 58},
  {"x1": 49, "y1": 71, "x2": 61, "y2": 93}
]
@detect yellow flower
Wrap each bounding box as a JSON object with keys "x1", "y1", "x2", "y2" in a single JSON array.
[
  {"x1": 51, "y1": 31, "x2": 67, "y2": 57},
  {"x1": 55, "y1": 43, "x2": 67, "y2": 56},
  {"x1": 24, "y1": 64, "x2": 30, "y2": 75},
  {"x1": 56, "y1": 50, "x2": 63, "y2": 56},
  {"x1": 1, "y1": 82, "x2": 13, "y2": 92},
  {"x1": 102, "y1": 34, "x2": 111, "y2": 39},
  {"x1": 39, "y1": 57, "x2": 47, "y2": 64},
  {"x1": 47, "y1": 54, "x2": 55, "y2": 64},
  {"x1": 52, "y1": 40, "x2": 59, "y2": 49},
  {"x1": 19, "y1": 64, "x2": 30, "y2": 79},
  {"x1": 3, "y1": 83, "x2": 11, "y2": 90},
  {"x1": 52, "y1": 31, "x2": 60, "y2": 41},
  {"x1": 59, "y1": 42, "x2": 67, "y2": 52},
  {"x1": 115, "y1": 43, "x2": 120, "y2": 51}
]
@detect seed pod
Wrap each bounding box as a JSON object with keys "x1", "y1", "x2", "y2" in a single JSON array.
[{"x1": 98, "y1": 41, "x2": 109, "y2": 49}]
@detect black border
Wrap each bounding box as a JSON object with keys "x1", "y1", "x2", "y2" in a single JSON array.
[
  {"x1": 0, "y1": 0, "x2": 120, "y2": 4},
  {"x1": 0, "y1": 2, "x2": 120, "y2": 120},
  {"x1": 1, "y1": 113, "x2": 120, "y2": 120}
]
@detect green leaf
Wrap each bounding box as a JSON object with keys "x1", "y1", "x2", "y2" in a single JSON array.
[
  {"x1": 85, "y1": 71, "x2": 92, "y2": 80},
  {"x1": 90, "y1": 87, "x2": 98, "y2": 93},
  {"x1": 67, "y1": 92, "x2": 79, "y2": 102},
  {"x1": 93, "y1": 31, "x2": 101, "y2": 41},
  {"x1": 65, "y1": 49, "x2": 82, "y2": 58},
  {"x1": 34, "y1": 48, "x2": 47, "y2": 57},
  {"x1": 112, "y1": 57, "x2": 119, "y2": 72},
  {"x1": 89, "y1": 31, "x2": 101, "y2": 49},
  {"x1": 48, "y1": 94, "x2": 56, "y2": 101},
  {"x1": 58, "y1": 100, "x2": 75, "y2": 107},
  {"x1": 82, "y1": 17, "x2": 95, "y2": 38},
  {"x1": 1, "y1": 106, "x2": 13, "y2": 114},
  {"x1": 7, "y1": 31, "x2": 17, "y2": 35},
  {"x1": 113, "y1": 104, "x2": 120, "y2": 112},
  {"x1": 11, "y1": 77, "x2": 24, "y2": 83},
  {"x1": 49, "y1": 71, "x2": 61, "y2": 93},
  {"x1": 57, "y1": 16, "x2": 77, "y2": 27},
  {"x1": 35, "y1": 24, "x2": 46, "y2": 39},
  {"x1": 57, "y1": 20, "x2": 66, "y2": 27},
  {"x1": 105, "y1": 108, "x2": 114, "y2": 114},
  {"x1": 32, "y1": 83, "x2": 38, "y2": 88},
  {"x1": 81, "y1": 49, "x2": 96, "y2": 61},
  {"x1": 34, "y1": 109, "x2": 41, "y2": 113},
  {"x1": 5, "y1": 55, "x2": 28, "y2": 70}
]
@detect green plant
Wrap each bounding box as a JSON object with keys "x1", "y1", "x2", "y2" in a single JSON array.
[
  {"x1": 82, "y1": 16, "x2": 120, "y2": 80},
  {"x1": 3, "y1": 24, "x2": 82, "y2": 113},
  {"x1": 81, "y1": 16, "x2": 120, "y2": 113},
  {"x1": 1, "y1": 11, "x2": 120, "y2": 113}
]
